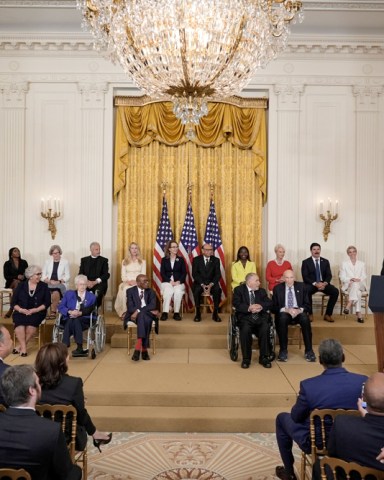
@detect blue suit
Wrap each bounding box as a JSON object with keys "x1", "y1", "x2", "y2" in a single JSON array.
[
  {"x1": 58, "y1": 290, "x2": 97, "y2": 346},
  {"x1": 275, "y1": 367, "x2": 367, "y2": 475}
]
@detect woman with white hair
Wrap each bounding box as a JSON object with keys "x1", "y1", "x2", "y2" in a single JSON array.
[
  {"x1": 42, "y1": 244, "x2": 70, "y2": 318},
  {"x1": 265, "y1": 244, "x2": 293, "y2": 292},
  {"x1": 11, "y1": 264, "x2": 51, "y2": 356}
]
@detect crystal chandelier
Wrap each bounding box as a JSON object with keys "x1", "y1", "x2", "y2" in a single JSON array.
[{"x1": 78, "y1": 0, "x2": 303, "y2": 127}]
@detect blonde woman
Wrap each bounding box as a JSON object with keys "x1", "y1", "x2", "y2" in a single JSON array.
[
  {"x1": 114, "y1": 243, "x2": 146, "y2": 317},
  {"x1": 265, "y1": 244, "x2": 292, "y2": 292}
]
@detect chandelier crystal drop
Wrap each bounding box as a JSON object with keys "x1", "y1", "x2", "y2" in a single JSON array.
[{"x1": 78, "y1": 0, "x2": 303, "y2": 127}]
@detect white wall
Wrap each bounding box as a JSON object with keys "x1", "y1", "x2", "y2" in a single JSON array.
[{"x1": 0, "y1": 36, "x2": 383, "y2": 307}]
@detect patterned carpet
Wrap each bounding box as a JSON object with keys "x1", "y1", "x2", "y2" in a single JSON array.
[{"x1": 87, "y1": 432, "x2": 302, "y2": 480}]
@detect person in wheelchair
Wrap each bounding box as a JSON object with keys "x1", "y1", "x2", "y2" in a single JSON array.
[
  {"x1": 233, "y1": 273, "x2": 273, "y2": 369},
  {"x1": 58, "y1": 274, "x2": 97, "y2": 357}
]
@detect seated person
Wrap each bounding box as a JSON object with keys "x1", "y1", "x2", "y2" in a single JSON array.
[
  {"x1": 58, "y1": 274, "x2": 97, "y2": 357},
  {"x1": 42, "y1": 244, "x2": 70, "y2": 318},
  {"x1": 3, "y1": 246, "x2": 28, "y2": 317},
  {"x1": 272, "y1": 270, "x2": 316, "y2": 363},
  {"x1": 339, "y1": 245, "x2": 367, "y2": 323},
  {"x1": 266, "y1": 243, "x2": 293, "y2": 292},
  {"x1": 36, "y1": 342, "x2": 112, "y2": 452},
  {"x1": 0, "y1": 364, "x2": 82, "y2": 480},
  {"x1": 232, "y1": 273, "x2": 273, "y2": 369},
  {"x1": 160, "y1": 240, "x2": 186, "y2": 321},
  {"x1": 192, "y1": 243, "x2": 222, "y2": 322},
  {"x1": 123, "y1": 274, "x2": 159, "y2": 362},
  {"x1": 231, "y1": 246, "x2": 257, "y2": 290},
  {"x1": 79, "y1": 242, "x2": 109, "y2": 307},
  {"x1": 0, "y1": 325, "x2": 13, "y2": 405},
  {"x1": 12, "y1": 265, "x2": 51, "y2": 357}
]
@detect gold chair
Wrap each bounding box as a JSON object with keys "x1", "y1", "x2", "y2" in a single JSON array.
[
  {"x1": 288, "y1": 323, "x2": 302, "y2": 350},
  {"x1": 0, "y1": 288, "x2": 12, "y2": 317},
  {"x1": 0, "y1": 468, "x2": 31, "y2": 480},
  {"x1": 312, "y1": 291, "x2": 330, "y2": 316},
  {"x1": 12, "y1": 320, "x2": 46, "y2": 351},
  {"x1": 127, "y1": 321, "x2": 156, "y2": 355},
  {"x1": 35, "y1": 404, "x2": 87, "y2": 479},
  {"x1": 339, "y1": 279, "x2": 369, "y2": 321},
  {"x1": 320, "y1": 456, "x2": 383, "y2": 480},
  {"x1": 0, "y1": 404, "x2": 5, "y2": 412},
  {"x1": 301, "y1": 408, "x2": 361, "y2": 480},
  {"x1": 160, "y1": 294, "x2": 185, "y2": 319}
]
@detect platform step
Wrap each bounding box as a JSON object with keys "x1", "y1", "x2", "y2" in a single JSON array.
[{"x1": 111, "y1": 332, "x2": 227, "y2": 349}]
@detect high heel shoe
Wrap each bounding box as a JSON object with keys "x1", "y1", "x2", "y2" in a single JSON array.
[
  {"x1": 93, "y1": 433, "x2": 112, "y2": 452},
  {"x1": 343, "y1": 308, "x2": 350, "y2": 315}
]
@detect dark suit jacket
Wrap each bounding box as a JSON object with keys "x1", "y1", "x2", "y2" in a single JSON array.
[
  {"x1": 272, "y1": 281, "x2": 311, "y2": 313},
  {"x1": 124, "y1": 286, "x2": 157, "y2": 321},
  {"x1": 288, "y1": 367, "x2": 367, "y2": 449},
  {"x1": 39, "y1": 374, "x2": 96, "y2": 436},
  {"x1": 0, "y1": 407, "x2": 81, "y2": 480},
  {"x1": 0, "y1": 360, "x2": 10, "y2": 405},
  {"x1": 161, "y1": 256, "x2": 187, "y2": 283},
  {"x1": 327, "y1": 413, "x2": 384, "y2": 472},
  {"x1": 192, "y1": 255, "x2": 221, "y2": 286},
  {"x1": 301, "y1": 256, "x2": 333, "y2": 285},
  {"x1": 58, "y1": 290, "x2": 97, "y2": 318},
  {"x1": 79, "y1": 255, "x2": 110, "y2": 293},
  {"x1": 232, "y1": 283, "x2": 272, "y2": 322},
  {"x1": 3, "y1": 258, "x2": 28, "y2": 288}
]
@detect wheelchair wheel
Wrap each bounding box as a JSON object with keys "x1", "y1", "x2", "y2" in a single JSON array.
[
  {"x1": 227, "y1": 313, "x2": 239, "y2": 362},
  {"x1": 95, "y1": 315, "x2": 106, "y2": 354},
  {"x1": 52, "y1": 316, "x2": 64, "y2": 343}
]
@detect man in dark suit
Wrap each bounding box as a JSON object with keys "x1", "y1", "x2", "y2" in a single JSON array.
[
  {"x1": 233, "y1": 273, "x2": 273, "y2": 369},
  {"x1": 272, "y1": 270, "x2": 315, "y2": 363},
  {"x1": 192, "y1": 243, "x2": 222, "y2": 322},
  {"x1": 0, "y1": 364, "x2": 81, "y2": 480},
  {"x1": 0, "y1": 324, "x2": 12, "y2": 404},
  {"x1": 301, "y1": 242, "x2": 339, "y2": 322},
  {"x1": 79, "y1": 241, "x2": 110, "y2": 307},
  {"x1": 275, "y1": 339, "x2": 367, "y2": 480},
  {"x1": 123, "y1": 274, "x2": 159, "y2": 361}
]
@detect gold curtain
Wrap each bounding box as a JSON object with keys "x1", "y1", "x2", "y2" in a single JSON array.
[{"x1": 114, "y1": 99, "x2": 267, "y2": 308}]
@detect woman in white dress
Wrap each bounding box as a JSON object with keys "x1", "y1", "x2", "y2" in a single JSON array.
[
  {"x1": 339, "y1": 245, "x2": 367, "y2": 323},
  {"x1": 114, "y1": 242, "x2": 146, "y2": 317}
]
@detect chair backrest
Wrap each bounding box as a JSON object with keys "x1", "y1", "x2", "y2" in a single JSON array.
[
  {"x1": 0, "y1": 468, "x2": 32, "y2": 480},
  {"x1": 320, "y1": 456, "x2": 383, "y2": 480},
  {"x1": 35, "y1": 404, "x2": 77, "y2": 460},
  {"x1": 310, "y1": 409, "x2": 361, "y2": 460}
]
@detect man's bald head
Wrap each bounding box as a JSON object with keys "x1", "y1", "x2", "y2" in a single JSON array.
[{"x1": 364, "y1": 372, "x2": 384, "y2": 415}]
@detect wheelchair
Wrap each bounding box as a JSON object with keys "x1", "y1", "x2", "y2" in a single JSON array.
[
  {"x1": 52, "y1": 305, "x2": 106, "y2": 359},
  {"x1": 227, "y1": 309, "x2": 276, "y2": 362}
]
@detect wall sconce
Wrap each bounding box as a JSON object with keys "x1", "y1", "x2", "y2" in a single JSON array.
[
  {"x1": 41, "y1": 197, "x2": 61, "y2": 240},
  {"x1": 319, "y1": 198, "x2": 338, "y2": 242}
]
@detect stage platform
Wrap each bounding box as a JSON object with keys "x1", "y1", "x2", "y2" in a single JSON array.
[{"x1": 1, "y1": 312, "x2": 377, "y2": 433}]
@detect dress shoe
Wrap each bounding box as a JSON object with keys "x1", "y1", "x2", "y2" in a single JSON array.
[
  {"x1": 259, "y1": 357, "x2": 272, "y2": 368},
  {"x1": 173, "y1": 312, "x2": 182, "y2": 321},
  {"x1": 131, "y1": 349, "x2": 140, "y2": 361},
  {"x1": 343, "y1": 308, "x2": 350, "y2": 315},
  {"x1": 160, "y1": 312, "x2": 168, "y2": 321},
  {"x1": 324, "y1": 314, "x2": 334, "y2": 323},
  {"x1": 20, "y1": 352, "x2": 28, "y2": 357},
  {"x1": 72, "y1": 347, "x2": 89, "y2": 357},
  {"x1": 277, "y1": 350, "x2": 288, "y2": 362},
  {"x1": 275, "y1": 466, "x2": 298, "y2": 480},
  {"x1": 12, "y1": 348, "x2": 20, "y2": 355},
  {"x1": 141, "y1": 350, "x2": 150, "y2": 360},
  {"x1": 241, "y1": 361, "x2": 250, "y2": 369},
  {"x1": 357, "y1": 317, "x2": 364, "y2": 323},
  {"x1": 304, "y1": 350, "x2": 316, "y2": 362},
  {"x1": 212, "y1": 311, "x2": 221, "y2": 322},
  {"x1": 194, "y1": 315, "x2": 201, "y2": 322}
]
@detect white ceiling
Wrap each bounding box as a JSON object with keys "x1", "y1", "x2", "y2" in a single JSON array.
[{"x1": 0, "y1": 0, "x2": 383, "y2": 40}]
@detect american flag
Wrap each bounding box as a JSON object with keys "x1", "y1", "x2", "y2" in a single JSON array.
[
  {"x1": 153, "y1": 196, "x2": 174, "y2": 298},
  {"x1": 204, "y1": 199, "x2": 227, "y2": 303},
  {"x1": 179, "y1": 201, "x2": 201, "y2": 310}
]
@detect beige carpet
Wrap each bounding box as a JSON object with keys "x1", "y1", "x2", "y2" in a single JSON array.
[{"x1": 86, "y1": 432, "x2": 302, "y2": 480}]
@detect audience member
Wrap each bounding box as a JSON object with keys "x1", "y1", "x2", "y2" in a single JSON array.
[
  {"x1": 36, "y1": 342, "x2": 112, "y2": 451},
  {"x1": 233, "y1": 273, "x2": 273, "y2": 369},
  {"x1": 275, "y1": 339, "x2": 367, "y2": 480},
  {"x1": 231, "y1": 246, "x2": 257, "y2": 290},
  {"x1": 192, "y1": 243, "x2": 222, "y2": 322},
  {"x1": 0, "y1": 364, "x2": 81, "y2": 480},
  {"x1": 114, "y1": 242, "x2": 146, "y2": 318},
  {"x1": 79, "y1": 242, "x2": 109, "y2": 307},
  {"x1": 160, "y1": 240, "x2": 186, "y2": 321},
  {"x1": 42, "y1": 244, "x2": 70, "y2": 318},
  {"x1": 301, "y1": 243, "x2": 339, "y2": 322},
  {"x1": 266, "y1": 244, "x2": 293, "y2": 292},
  {"x1": 0, "y1": 324, "x2": 12, "y2": 405},
  {"x1": 3, "y1": 246, "x2": 28, "y2": 317},
  {"x1": 123, "y1": 274, "x2": 159, "y2": 362},
  {"x1": 272, "y1": 270, "x2": 316, "y2": 363},
  {"x1": 58, "y1": 274, "x2": 97, "y2": 357},
  {"x1": 11, "y1": 265, "x2": 50, "y2": 356},
  {"x1": 339, "y1": 245, "x2": 367, "y2": 323}
]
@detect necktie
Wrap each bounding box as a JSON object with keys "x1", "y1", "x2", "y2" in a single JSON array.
[
  {"x1": 315, "y1": 259, "x2": 321, "y2": 282},
  {"x1": 139, "y1": 290, "x2": 144, "y2": 300},
  {"x1": 250, "y1": 291, "x2": 258, "y2": 320},
  {"x1": 287, "y1": 287, "x2": 294, "y2": 308},
  {"x1": 205, "y1": 258, "x2": 209, "y2": 267}
]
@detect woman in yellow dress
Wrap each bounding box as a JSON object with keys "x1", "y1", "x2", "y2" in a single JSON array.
[{"x1": 231, "y1": 246, "x2": 257, "y2": 290}]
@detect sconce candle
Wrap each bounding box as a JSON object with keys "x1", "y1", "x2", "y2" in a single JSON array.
[
  {"x1": 41, "y1": 196, "x2": 62, "y2": 239},
  {"x1": 319, "y1": 199, "x2": 338, "y2": 242}
]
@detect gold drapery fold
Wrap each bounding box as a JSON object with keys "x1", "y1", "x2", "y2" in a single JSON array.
[{"x1": 114, "y1": 100, "x2": 267, "y2": 309}]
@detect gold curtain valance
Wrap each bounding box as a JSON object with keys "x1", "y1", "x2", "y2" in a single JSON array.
[{"x1": 113, "y1": 98, "x2": 267, "y2": 202}]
